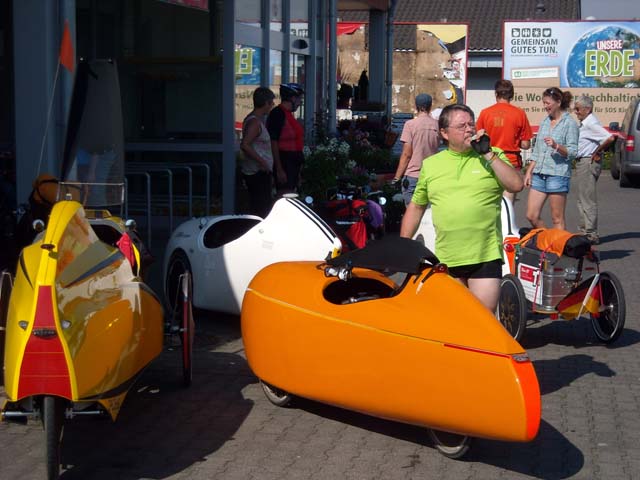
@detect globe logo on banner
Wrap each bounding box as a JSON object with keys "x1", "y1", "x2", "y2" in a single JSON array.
[{"x1": 566, "y1": 25, "x2": 640, "y2": 88}]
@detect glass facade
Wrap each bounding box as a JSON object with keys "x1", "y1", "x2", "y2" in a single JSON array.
[
  {"x1": 270, "y1": 0, "x2": 283, "y2": 32},
  {"x1": 76, "y1": 0, "x2": 224, "y2": 142},
  {"x1": 0, "y1": 0, "x2": 14, "y2": 168},
  {"x1": 10, "y1": 0, "x2": 337, "y2": 217}
]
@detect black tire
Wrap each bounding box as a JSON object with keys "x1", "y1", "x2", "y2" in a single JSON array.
[
  {"x1": 610, "y1": 153, "x2": 620, "y2": 179},
  {"x1": 180, "y1": 271, "x2": 195, "y2": 387},
  {"x1": 165, "y1": 250, "x2": 193, "y2": 319},
  {"x1": 498, "y1": 274, "x2": 528, "y2": 342},
  {"x1": 428, "y1": 429, "x2": 472, "y2": 459},
  {"x1": 591, "y1": 272, "x2": 625, "y2": 343},
  {"x1": 260, "y1": 380, "x2": 293, "y2": 407},
  {"x1": 42, "y1": 396, "x2": 65, "y2": 480},
  {"x1": 620, "y1": 170, "x2": 632, "y2": 188}
]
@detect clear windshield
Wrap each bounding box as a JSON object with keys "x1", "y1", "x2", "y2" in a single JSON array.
[{"x1": 60, "y1": 59, "x2": 125, "y2": 210}]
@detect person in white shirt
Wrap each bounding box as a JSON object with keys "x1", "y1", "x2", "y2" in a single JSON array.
[{"x1": 573, "y1": 94, "x2": 615, "y2": 245}]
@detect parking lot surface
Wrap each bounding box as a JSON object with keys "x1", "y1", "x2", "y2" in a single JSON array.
[{"x1": 2, "y1": 175, "x2": 640, "y2": 479}]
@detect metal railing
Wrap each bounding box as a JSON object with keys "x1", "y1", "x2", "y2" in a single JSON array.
[{"x1": 124, "y1": 162, "x2": 211, "y2": 248}]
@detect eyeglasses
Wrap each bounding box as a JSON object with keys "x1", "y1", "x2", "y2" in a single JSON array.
[{"x1": 448, "y1": 122, "x2": 476, "y2": 131}]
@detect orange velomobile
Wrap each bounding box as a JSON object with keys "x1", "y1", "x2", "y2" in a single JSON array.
[{"x1": 242, "y1": 236, "x2": 541, "y2": 458}]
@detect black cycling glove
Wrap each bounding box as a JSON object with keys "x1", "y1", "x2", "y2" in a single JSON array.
[{"x1": 471, "y1": 134, "x2": 491, "y2": 155}]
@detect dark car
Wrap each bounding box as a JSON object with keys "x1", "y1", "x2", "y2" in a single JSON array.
[{"x1": 609, "y1": 97, "x2": 640, "y2": 188}]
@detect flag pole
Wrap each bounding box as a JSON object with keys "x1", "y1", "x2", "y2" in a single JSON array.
[{"x1": 36, "y1": 62, "x2": 62, "y2": 176}]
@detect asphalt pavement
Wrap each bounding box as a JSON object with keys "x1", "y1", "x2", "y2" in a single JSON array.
[{"x1": 2, "y1": 173, "x2": 640, "y2": 479}]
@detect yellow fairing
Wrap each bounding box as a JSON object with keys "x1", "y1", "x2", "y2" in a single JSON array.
[
  {"x1": 242, "y1": 262, "x2": 540, "y2": 442},
  {"x1": 3, "y1": 201, "x2": 163, "y2": 420}
]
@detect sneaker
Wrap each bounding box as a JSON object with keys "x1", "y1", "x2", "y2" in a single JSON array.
[{"x1": 587, "y1": 234, "x2": 600, "y2": 245}]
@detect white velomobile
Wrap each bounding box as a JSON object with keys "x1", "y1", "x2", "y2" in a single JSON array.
[
  {"x1": 163, "y1": 195, "x2": 342, "y2": 316},
  {"x1": 414, "y1": 196, "x2": 520, "y2": 276}
]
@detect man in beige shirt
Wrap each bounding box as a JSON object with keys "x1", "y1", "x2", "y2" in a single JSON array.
[{"x1": 393, "y1": 94, "x2": 440, "y2": 205}]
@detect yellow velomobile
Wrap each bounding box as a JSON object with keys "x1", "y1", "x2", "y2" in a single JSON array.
[
  {"x1": 0, "y1": 59, "x2": 192, "y2": 479},
  {"x1": 242, "y1": 237, "x2": 541, "y2": 459}
]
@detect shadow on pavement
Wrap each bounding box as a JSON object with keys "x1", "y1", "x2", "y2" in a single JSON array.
[
  {"x1": 294, "y1": 399, "x2": 581, "y2": 479},
  {"x1": 59, "y1": 350, "x2": 256, "y2": 479},
  {"x1": 520, "y1": 317, "x2": 640, "y2": 350},
  {"x1": 533, "y1": 354, "x2": 616, "y2": 396},
  {"x1": 598, "y1": 248, "x2": 635, "y2": 260},
  {"x1": 470, "y1": 420, "x2": 583, "y2": 479},
  {"x1": 600, "y1": 231, "x2": 640, "y2": 243}
]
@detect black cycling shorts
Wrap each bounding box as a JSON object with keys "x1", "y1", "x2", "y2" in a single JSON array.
[{"x1": 448, "y1": 259, "x2": 503, "y2": 279}]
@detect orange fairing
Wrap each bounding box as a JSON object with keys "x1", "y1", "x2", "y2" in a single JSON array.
[{"x1": 242, "y1": 262, "x2": 541, "y2": 442}]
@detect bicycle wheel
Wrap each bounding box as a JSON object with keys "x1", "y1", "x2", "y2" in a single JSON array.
[
  {"x1": 42, "y1": 396, "x2": 65, "y2": 480},
  {"x1": 180, "y1": 272, "x2": 195, "y2": 387},
  {"x1": 498, "y1": 274, "x2": 528, "y2": 342},
  {"x1": 260, "y1": 380, "x2": 293, "y2": 407},
  {"x1": 591, "y1": 272, "x2": 625, "y2": 343},
  {"x1": 428, "y1": 429, "x2": 472, "y2": 459}
]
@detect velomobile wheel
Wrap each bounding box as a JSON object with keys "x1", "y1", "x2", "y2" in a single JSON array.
[
  {"x1": 180, "y1": 271, "x2": 195, "y2": 387},
  {"x1": 42, "y1": 396, "x2": 65, "y2": 480},
  {"x1": 260, "y1": 380, "x2": 293, "y2": 407},
  {"x1": 591, "y1": 272, "x2": 625, "y2": 343},
  {"x1": 165, "y1": 250, "x2": 193, "y2": 318},
  {"x1": 498, "y1": 274, "x2": 528, "y2": 342},
  {"x1": 428, "y1": 429, "x2": 472, "y2": 459}
]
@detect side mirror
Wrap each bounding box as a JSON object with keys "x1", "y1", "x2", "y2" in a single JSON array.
[
  {"x1": 609, "y1": 122, "x2": 620, "y2": 132},
  {"x1": 32, "y1": 219, "x2": 45, "y2": 233},
  {"x1": 125, "y1": 219, "x2": 137, "y2": 231}
]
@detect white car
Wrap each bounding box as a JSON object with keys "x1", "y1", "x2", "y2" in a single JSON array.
[
  {"x1": 163, "y1": 195, "x2": 341, "y2": 316},
  {"x1": 414, "y1": 196, "x2": 519, "y2": 276}
]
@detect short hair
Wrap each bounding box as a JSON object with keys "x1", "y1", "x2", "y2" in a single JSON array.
[
  {"x1": 438, "y1": 104, "x2": 475, "y2": 130},
  {"x1": 543, "y1": 87, "x2": 573, "y2": 111},
  {"x1": 253, "y1": 87, "x2": 275, "y2": 109},
  {"x1": 574, "y1": 94, "x2": 594, "y2": 111},
  {"x1": 494, "y1": 79, "x2": 514, "y2": 101},
  {"x1": 415, "y1": 93, "x2": 433, "y2": 112}
]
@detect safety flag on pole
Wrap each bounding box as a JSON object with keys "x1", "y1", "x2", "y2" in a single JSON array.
[
  {"x1": 556, "y1": 274, "x2": 601, "y2": 320},
  {"x1": 59, "y1": 20, "x2": 75, "y2": 73}
]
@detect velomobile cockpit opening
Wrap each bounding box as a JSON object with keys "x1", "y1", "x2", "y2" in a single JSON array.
[
  {"x1": 202, "y1": 217, "x2": 262, "y2": 249},
  {"x1": 323, "y1": 276, "x2": 395, "y2": 305},
  {"x1": 322, "y1": 236, "x2": 441, "y2": 305}
]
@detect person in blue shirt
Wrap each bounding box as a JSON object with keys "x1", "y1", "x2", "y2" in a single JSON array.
[{"x1": 524, "y1": 87, "x2": 579, "y2": 231}]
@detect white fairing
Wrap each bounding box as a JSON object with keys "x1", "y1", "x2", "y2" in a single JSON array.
[
  {"x1": 414, "y1": 196, "x2": 519, "y2": 276},
  {"x1": 164, "y1": 197, "x2": 341, "y2": 315}
]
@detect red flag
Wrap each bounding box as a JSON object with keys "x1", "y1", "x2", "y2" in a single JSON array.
[{"x1": 59, "y1": 20, "x2": 75, "y2": 73}]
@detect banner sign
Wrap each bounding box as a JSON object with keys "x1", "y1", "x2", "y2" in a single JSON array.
[{"x1": 503, "y1": 21, "x2": 640, "y2": 126}]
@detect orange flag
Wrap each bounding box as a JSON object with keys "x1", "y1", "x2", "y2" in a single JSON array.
[{"x1": 59, "y1": 20, "x2": 75, "y2": 73}]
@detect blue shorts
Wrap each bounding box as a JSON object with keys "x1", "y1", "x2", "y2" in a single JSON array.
[{"x1": 531, "y1": 173, "x2": 570, "y2": 194}]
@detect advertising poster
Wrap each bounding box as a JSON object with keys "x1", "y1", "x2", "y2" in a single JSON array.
[{"x1": 503, "y1": 21, "x2": 640, "y2": 126}]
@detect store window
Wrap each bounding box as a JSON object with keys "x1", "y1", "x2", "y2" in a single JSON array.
[
  {"x1": 77, "y1": 0, "x2": 224, "y2": 142},
  {"x1": 236, "y1": 0, "x2": 261, "y2": 28},
  {"x1": 289, "y1": 53, "x2": 306, "y2": 120},
  {"x1": 270, "y1": 0, "x2": 282, "y2": 32},
  {"x1": 270, "y1": 50, "x2": 282, "y2": 91},
  {"x1": 291, "y1": 2, "x2": 309, "y2": 38}
]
